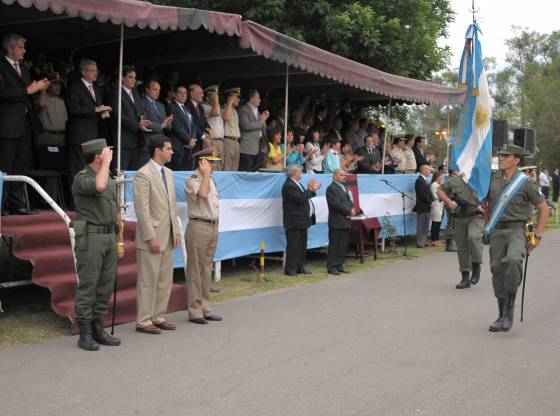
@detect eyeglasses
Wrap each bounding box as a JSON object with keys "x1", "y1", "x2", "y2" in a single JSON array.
[{"x1": 498, "y1": 154, "x2": 513, "y2": 159}]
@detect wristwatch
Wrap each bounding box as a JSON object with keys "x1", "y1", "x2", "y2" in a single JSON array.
[{"x1": 536, "y1": 234, "x2": 543, "y2": 241}]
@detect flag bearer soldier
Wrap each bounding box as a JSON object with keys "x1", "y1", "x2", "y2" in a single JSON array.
[
  {"x1": 486, "y1": 145, "x2": 548, "y2": 332},
  {"x1": 184, "y1": 148, "x2": 223, "y2": 325},
  {"x1": 72, "y1": 139, "x2": 123, "y2": 350},
  {"x1": 437, "y1": 172, "x2": 484, "y2": 289}
]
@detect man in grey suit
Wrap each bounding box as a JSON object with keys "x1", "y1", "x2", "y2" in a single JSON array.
[
  {"x1": 140, "y1": 80, "x2": 173, "y2": 166},
  {"x1": 326, "y1": 169, "x2": 355, "y2": 274},
  {"x1": 133, "y1": 135, "x2": 181, "y2": 334},
  {"x1": 238, "y1": 90, "x2": 269, "y2": 171}
]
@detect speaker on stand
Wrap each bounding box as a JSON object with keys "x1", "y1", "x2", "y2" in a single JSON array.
[
  {"x1": 513, "y1": 128, "x2": 536, "y2": 155},
  {"x1": 492, "y1": 119, "x2": 508, "y2": 154}
]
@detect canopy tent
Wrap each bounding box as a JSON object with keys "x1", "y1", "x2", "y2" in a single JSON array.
[{"x1": 0, "y1": 0, "x2": 464, "y2": 106}]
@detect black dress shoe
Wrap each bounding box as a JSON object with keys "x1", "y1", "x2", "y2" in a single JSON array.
[
  {"x1": 189, "y1": 318, "x2": 208, "y2": 325},
  {"x1": 298, "y1": 269, "x2": 312, "y2": 275},
  {"x1": 285, "y1": 272, "x2": 298, "y2": 276},
  {"x1": 14, "y1": 207, "x2": 39, "y2": 215},
  {"x1": 328, "y1": 270, "x2": 341, "y2": 275},
  {"x1": 338, "y1": 268, "x2": 350, "y2": 274},
  {"x1": 204, "y1": 315, "x2": 223, "y2": 322}
]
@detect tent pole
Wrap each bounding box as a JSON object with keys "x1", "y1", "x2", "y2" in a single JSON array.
[
  {"x1": 117, "y1": 23, "x2": 124, "y2": 175},
  {"x1": 381, "y1": 98, "x2": 392, "y2": 174},
  {"x1": 283, "y1": 64, "x2": 289, "y2": 169},
  {"x1": 446, "y1": 103, "x2": 451, "y2": 166}
]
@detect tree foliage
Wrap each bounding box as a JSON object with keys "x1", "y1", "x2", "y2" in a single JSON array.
[{"x1": 150, "y1": 0, "x2": 454, "y2": 80}]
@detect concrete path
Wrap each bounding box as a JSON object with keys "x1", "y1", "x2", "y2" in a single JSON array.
[{"x1": 2, "y1": 230, "x2": 560, "y2": 416}]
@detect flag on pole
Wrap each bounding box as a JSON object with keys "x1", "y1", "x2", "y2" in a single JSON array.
[{"x1": 450, "y1": 23, "x2": 493, "y2": 200}]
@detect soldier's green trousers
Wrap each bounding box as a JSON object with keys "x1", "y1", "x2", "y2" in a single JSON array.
[
  {"x1": 489, "y1": 227, "x2": 526, "y2": 300},
  {"x1": 454, "y1": 215, "x2": 484, "y2": 272},
  {"x1": 74, "y1": 233, "x2": 118, "y2": 321}
]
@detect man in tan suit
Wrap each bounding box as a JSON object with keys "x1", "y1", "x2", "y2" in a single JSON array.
[{"x1": 133, "y1": 135, "x2": 181, "y2": 334}]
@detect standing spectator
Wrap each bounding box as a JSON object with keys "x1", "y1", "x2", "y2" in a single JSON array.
[
  {"x1": 141, "y1": 80, "x2": 173, "y2": 167},
  {"x1": 221, "y1": 87, "x2": 241, "y2": 171},
  {"x1": 539, "y1": 168, "x2": 550, "y2": 199},
  {"x1": 66, "y1": 59, "x2": 111, "y2": 177},
  {"x1": 330, "y1": 117, "x2": 344, "y2": 142},
  {"x1": 323, "y1": 137, "x2": 342, "y2": 174},
  {"x1": 305, "y1": 129, "x2": 323, "y2": 174},
  {"x1": 282, "y1": 165, "x2": 321, "y2": 276},
  {"x1": 413, "y1": 135, "x2": 429, "y2": 171},
  {"x1": 343, "y1": 119, "x2": 362, "y2": 152},
  {"x1": 430, "y1": 172, "x2": 444, "y2": 246},
  {"x1": 337, "y1": 98, "x2": 353, "y2": 131},
  {"x1": 312, "y1": 105, "x2": 328, "y2": 134},
  {"x1": 133, "y1": 135, "x2": 181, "y2": 334},
  {"x1": 403, "y1": 134, "x2": 417, "y2": 173},
  {"x1": 0, "y1": 33, "x2": 49, "y2": 215},
  {"x1": 202, "y1": 85, "x2": 224, "y2": 170},
  {"x1": 238, "y1": 90, "x2": 269, "y2": 171},
  {"x1": 356, "y1": 135, "x2": 382, "y2": 174},
  {"x1": 382, "y1": 141, "x2": 396, "y2": 174},
  {"x1": 326, "y1": 169, "x2": 355, "y2": 275},
  {"x1": 357, "y1": 118, "x2": 368, "y2": 141},
  {"x1": 551, "y1": 168, "x2": 560, "y2": 203},
  {"x1": 390, "y1": 136, "x2": 406, "y2": 173},
  {"x1": 167, "y1": 85, "x2": 197, "y2": 170},
  {"x1": 185, "y1": 83, "x2": 211, "y2": 154},
  {"x1": 266, "y1": 129, "x2": 284, "y2": 171},
  {"x1": 111, "y1": 65, "x2": 151, "y2": 171},
  {"x1": 413, "y1": 164, "x2": 434, "y2": 248}
]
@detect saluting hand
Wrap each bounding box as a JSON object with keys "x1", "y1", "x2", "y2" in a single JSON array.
[{"x1": 198, "y1": 159, "x2": 212, "y2": 177}]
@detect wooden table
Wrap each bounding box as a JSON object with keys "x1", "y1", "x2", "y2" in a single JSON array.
[{"x1": 349, "y1": 216, "x2": 381, "y2": 263}]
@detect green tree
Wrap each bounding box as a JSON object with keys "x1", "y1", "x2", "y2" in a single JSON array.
[{"x1": 150, "y1": 0, "x2": 454, "y2": 80}]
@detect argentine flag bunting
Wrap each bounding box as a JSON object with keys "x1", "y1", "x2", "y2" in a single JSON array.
[{"x1": 450, "y1": 23, "x2": 493, "y2": 200}]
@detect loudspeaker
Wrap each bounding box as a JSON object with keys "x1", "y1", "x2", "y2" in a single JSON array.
[
  {"x1": 492, "y1": 119, "x2": 508, "y2": 153},
  {"x1": 513, "y1": 128, "x2": 536, "y2": 154}
]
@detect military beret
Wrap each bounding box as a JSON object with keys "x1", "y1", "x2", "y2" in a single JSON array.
[{"x1": 81, "y1": 138, "x2": 108, "y2": 155}]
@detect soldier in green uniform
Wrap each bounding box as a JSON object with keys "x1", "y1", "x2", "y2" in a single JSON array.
[
  {"x1": 444, "y1": 169, "x2": 459, "y2": 252},
  {"x1": 437, "y1": 171, "x2": 484, "y2": 289},
  {"x1": 72, "y1": 139, "x2": 123, "y2": 351},
  {"x1": 486, "y1": 145, "x2": 548, "y2": 332}
]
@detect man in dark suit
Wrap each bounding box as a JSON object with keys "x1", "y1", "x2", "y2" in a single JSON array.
[
  {"x1": 356, "y1": 135, "x2": 382, "y2": 173},
  {"x1": 66, "y1": 58, "x2": 112, "y2": 177},
  {"x1": 140, "y1": 80, "x2": 173, "y2": 166},
  {"x1": 185, "y1": 83, "x2": 211, "y2": 154},
  {"x1": 0, "y1": 33, "x2": 49, "y2": 215},
  {"x1": 413, "y1": 164, "x2": 434, "y2": 248},
  {"x1": 413, "y1": 136, "x2": 429, "y2": 171},
  {"x1": 282, "y1": 165, "x2": 321, "y2": 276},
  {"x1": 111, "y1": 65, "x2": 151, "y2": 171},
  {"x1": 326, "y1": 169, "x2": 355, "y2": 275},
  {"x1": 167, "y1": 85, "x2": 198, "y2": 170}
]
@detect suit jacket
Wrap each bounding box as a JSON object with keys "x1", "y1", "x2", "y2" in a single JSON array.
[
  {"x1": 326, "y1": 182, "x2": 354, "y2": 229},
  {"x1": 142, "y1": 96, "x2": 168, "y2": 135},
  {"x1": 238, "y1": 103, "x2": 267, "y2": 156},
  {"x1": 65, "y1": 79, "x2": 104, "y2": 145},
  {"x1": 185, "y1": 99, "x2": 209, "y2": 152},
  {"x1": 0, "y1": 58, "x2": 42, "y2": 138},
  {"x1": 111, "y1": 87, "x2": 145, "y2": 149},
  {"x1": 413, "y1": 146, "x2": 429, "y2": 170},
  {"x1": 413, "y1": 175, "x2": 434, "y2": 213},
  {"x1": 282, "y1": 178, "x2": 316, "y2": 230},
  {"x1": 133, "y1": 161, "x2": 180, "y2": 251},
  {"x1": 168, "y1": 101, "x2": 198, "y2": 156},
  {"x1": 356, "y1": 146, "x2": 381, "y2": 173}
]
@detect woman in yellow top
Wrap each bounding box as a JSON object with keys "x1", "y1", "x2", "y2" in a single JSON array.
[{"x1": 267, "y1": 129, "x2": 285, "y2": 171}]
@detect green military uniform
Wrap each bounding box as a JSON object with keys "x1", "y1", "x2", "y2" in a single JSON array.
[
  {"x1": 440, "y1": 175, "x2": 484, "y2": 288},
  {"x1": 72, "y1": 139, "x2": 121, "y2": 350}
]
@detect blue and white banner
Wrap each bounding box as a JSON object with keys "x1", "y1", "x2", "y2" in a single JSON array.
[
  {"x1": 451, "y1": 23, "x2": 493, "y2": 200},
  {"x1": 124, "y1": 172, "x2": 421, "y2": 267}
]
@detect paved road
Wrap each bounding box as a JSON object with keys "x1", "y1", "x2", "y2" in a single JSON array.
[{"x1": 2, "y1": 230, "x2": 560, "y2": 416}]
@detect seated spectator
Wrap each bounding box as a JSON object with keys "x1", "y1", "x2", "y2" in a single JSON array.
[
  {"x1": 382, "y1": 141, "x2": 396, "y2": 174},
  {"x1": 430, "y1": 171, "x2": 445, "y2": 246},
  {"x1": 287, "y1": 142, "x2": 310, "y2": 170},
  {"x1": 305, "y1": 129, "x2": 324, "y2": 174},
  {"x1": 266, "y1": 129, "x2": 284, "y2": 171},
  {"x1": 340, "y1": 142, "x2": 362, "y2": 173},
  {"x1": 36, "y1": 81, "x2": 67, "y2": 149},
  {"x1": 323, "y1": 136, "x2": 341, "y2": 174},
  {"x1": 403, "y1": 134, "x2": 417, "y2": 173},
  {"x1": 390, "y1": 136, "x2": 406, "y2": 173},
  {"x1": 356, "y1": 135, "x2": 382, "y2": 174}
]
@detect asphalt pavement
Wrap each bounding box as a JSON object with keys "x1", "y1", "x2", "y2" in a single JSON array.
[{"x1": 1, "y1": 230, "x2": 559, "y2": 416}]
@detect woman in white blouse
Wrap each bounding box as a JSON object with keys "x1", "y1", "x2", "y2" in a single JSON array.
[
  {"x1": 305, "y1": 128, "x2": 324, "y2": 173},
  {"x1": 430, "y1": 171, "x2": 445, "y2": 246}
]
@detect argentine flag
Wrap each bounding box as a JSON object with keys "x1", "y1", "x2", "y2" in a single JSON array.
[{"x1": 450, "y1": 23, "x2": 493, "y2": 200}]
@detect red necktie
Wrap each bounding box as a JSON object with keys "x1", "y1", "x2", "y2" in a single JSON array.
[{"x1": 13, "y1": 62, "x2": 21, "y2": 77}]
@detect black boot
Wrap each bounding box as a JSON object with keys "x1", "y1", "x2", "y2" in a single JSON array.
[
  {"x1": 445, "y1": 238, "x2": 457, "y2": 252},
  {"x1": 77, "y1": 320, "x2": 99, "y2": 351},
  {"x1": 489, "y1": 300, "x2": 505, "y2": 332},
  {"x1": 501, "y1": 295, "x2": 515, "y2": 332},
  {"x1": 470, "y1": 263, "x2": 481, "y2": 285},
  {"x1": 92, "y1": 318, "x2": 121, "y2": 346},
  {"x1": 455, "y1": 271, "x2": 471, "y2": 289}
]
